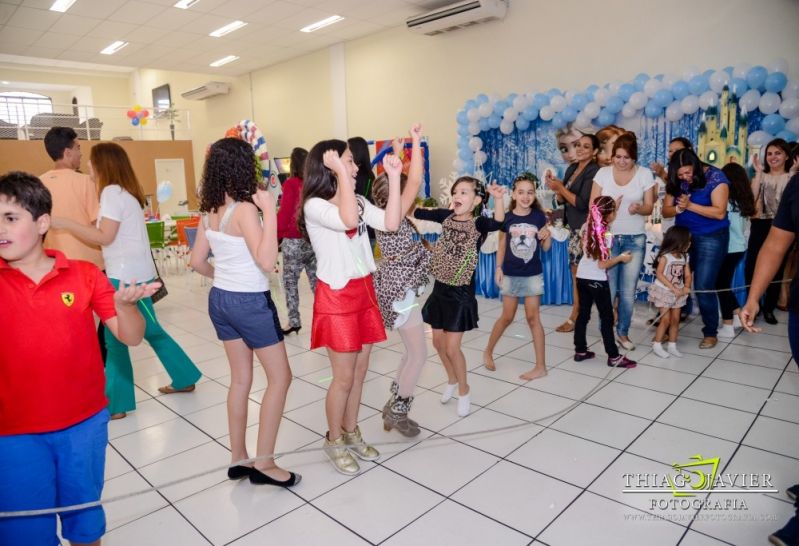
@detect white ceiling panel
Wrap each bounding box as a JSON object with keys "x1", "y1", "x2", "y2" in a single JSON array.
[
  {"x1": 68, "y1": 0, "x2": 127, "y2": 19},
  {"x1": 108, "y1": 0, "x2": 166, "y2": 25},
  {"x1": 143, "y1": 5, "x2": 202, "y2": 30},
  {"x1": 70, "y1": 34, "x2": 114, "y2": 53},
  {"x1": 31, "y1": 31, "x2": 81, "y2": 49},
  {"x1": 207, "y1": 0, "x2": 268, "y2": 19},
  {"x1": 120, "y1": 24, "x2": 166, "y2": 43},
  {"x1": 0, "y1": 4, "x2": 17, "y2": 25},
  {"x1": 19, "y1": 0, "x2": 51, "y2": 9},
  {"x1": 154, "y1": 29, "x2": 203, "y2": 47},
  {"x1": 46, "y1": 13, "x2": 102, "y2": 36},
  {"x1": 6, "y1": 5, "x2": 60, "y2": 30},
  {"x1": 87, "y1": 19, "x2": 138, "y2": 39},
  {"x1": 247, "y1": 1, "x2": 306, "y2": 25},
  {"x1": 0, "y1": 25, "x2": 42, "y2": 45},
  {"x1": 184, "y1": 12, "x2": 238, "y2": 35}
]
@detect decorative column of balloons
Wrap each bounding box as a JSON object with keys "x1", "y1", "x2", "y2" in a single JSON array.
[
  {"x1": 453, "y1": 59, "x2": 799, "y2": 174},
  {"x1": 126, "y1": 105, "x2": 150, "y2": 126}
]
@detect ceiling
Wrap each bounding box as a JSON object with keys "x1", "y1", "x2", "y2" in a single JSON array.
[{"x1": 0, "y1": 0, "x2": 447, "y2": 76}]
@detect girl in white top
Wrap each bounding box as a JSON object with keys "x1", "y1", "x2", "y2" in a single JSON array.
[
  {"x1": 589, "y1": 132, "x2": 656, "y2": 350},
  {"x1": 52, "y1": 142, "x2": 200, "y2": 420},
  {"x1": 297, "y1": 139, "x2": 402, "y2": 476},
  {"x1": 190, "y1": 138, "x2": 299, "y2": 487}
]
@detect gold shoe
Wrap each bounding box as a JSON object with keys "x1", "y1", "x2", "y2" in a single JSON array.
[
  {"x1": 341, "y1": 425, "x2": 380, "y2": 461},
  {"x1": 323, "y1": 434, "x2": 360, "y2": 475}
]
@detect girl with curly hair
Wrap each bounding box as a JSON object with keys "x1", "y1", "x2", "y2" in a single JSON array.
[{"x1": 190, "y1": 137, "x2": 300, "y2": 487}]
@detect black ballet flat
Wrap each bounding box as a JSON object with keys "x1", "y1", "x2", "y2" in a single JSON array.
[
  {"x1": 282, "y1": 326, "x2": 301, "y2": 335},
  {"x1": 227, "y1": 465, "x2": 253, "y2": 480},
  {"x1": 249, "y1": 469, "x2": 302, "y2": 487},
  {"x1": 763, "y1": 311, "x2": 778, "y2": 325}
]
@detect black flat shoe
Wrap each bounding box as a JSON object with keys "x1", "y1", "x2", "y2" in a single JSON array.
[
  {"x1": 281, "y1": 326, "x2": 301, "y2": 335},
  {"x1": 227, "y1": 465, "x2": 253, "y2": 480},
  {"x1": 249, "y1": 469, "x2": 302, "y2": 487},
  {"x1": 763, "y1": 311, "x2": 778, "y2": 325}
]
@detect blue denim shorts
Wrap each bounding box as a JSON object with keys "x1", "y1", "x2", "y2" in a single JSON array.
[
  {"x1": 209, "y1": 287, "x2": 284, "y2": 349},
  {"x1": 0, "y1": 409, "x2": 109, "y2": 546},
  {"x1": 501, "y1": 274, "x2": 545, "y2": 298}
]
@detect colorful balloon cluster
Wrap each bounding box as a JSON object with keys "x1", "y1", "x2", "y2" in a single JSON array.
[
  {"x1": 226, "y1": 120, "x2": 270, "y2": 180},
  {"x1": 454, "y1": 59, "x2": 799, "y2": 174},
  {"x1": 126, "y1": 105, "x2": 150, "y2": 127}
]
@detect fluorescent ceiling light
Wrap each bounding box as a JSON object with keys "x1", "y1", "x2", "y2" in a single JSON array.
[
  {"x1": 300, "y1": 15, "x2": 344, "y2": 33},
  {"x1": 1, "y1": 81, "x2": 9, "y2": 85},
  {"x1": 49, "y1": 0, "x2": 77, "y2": 12},
  {"x1": 100, "y1": 41, "x2": 129, "y2": 55},
  {"x1": 209, "y1": 55, "x2": 239, "y2": 67},
  {"x1": 209, "y1": 20, "x2": 247, "y2": 37},
  {"x1": 173, "y1": 0, "x2": 200, "y2": 8}
]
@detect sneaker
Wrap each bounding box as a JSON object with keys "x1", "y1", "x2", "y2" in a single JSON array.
[
  {"x1": 652, "y1": 342, "x2": 670, "y2": 359},
  {"x1": 457, "y1": 392, "x2": 471, "y2": 417},
  {"x1": 341, "y1": 425, "x2": 380, "y2": 461},
  {"x1": 667, "y1": 342, "x2": 683, "y2": 358},
  {"x1": 717, "y1": 324, "x2": 735, "y2": 340},
  {"x1": 323, "y1": 434, "x2": 360, "y2": 475},
  {"x1": 616, "y1": 336, "x2": 635, "y2": 351},
  {"x1": 608, "y1": 355, "x2": 637, "y2": 368},
  {"x1": 574, "y1": 351, "x2": 596, "y2": 362},
  {"x1": 440, "y1": 383, "x2": 457, "y2": 404}
]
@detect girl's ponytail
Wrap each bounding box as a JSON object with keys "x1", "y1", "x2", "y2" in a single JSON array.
[{"x1": 584, "y1": 195, "x2": 616, "y2": 261}]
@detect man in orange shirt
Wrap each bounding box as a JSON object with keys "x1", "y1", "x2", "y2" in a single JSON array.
[{"x1": 41, "y1": 127, "x2": 107, "y2": 360}]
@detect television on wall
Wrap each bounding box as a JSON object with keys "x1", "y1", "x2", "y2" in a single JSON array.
[{"x1": 151, "y1": 84, "x2": 171, "y2": 117}]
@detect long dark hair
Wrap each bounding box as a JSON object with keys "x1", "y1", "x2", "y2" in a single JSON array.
[
  {"x1": 721, "y1": 163, "x2": 756, "y2": 217},
  {"x1": 666, "y1": 148, "x2": 707, "y2": 197},
  {"x1": 508, "y1": 172, "x2": 542, "y2": 213},
  {"x1": 297, "y1": 139, "x2": 348, "y2": 239},
  {"x1": 289, "y1": 147, "x2": 308, "y2": 179},
  {"x1": 348, "y1": 136, "x2": 374, "y2": 198},
  {"x1": 584, "y1": 195, "x2": 616, "y2": 261},
  {"x1": 655, "y1": 226, "x2": 691, "y2": 265},
  {"x1": 763, "y1": 138, "x2": 794, "y2": 174},
  {"x1": 199, "y1": 138, "x2": 258, "y2": 212},
  {"x1": 670, "y1": 136, "x2": 694, "y2": 151}
]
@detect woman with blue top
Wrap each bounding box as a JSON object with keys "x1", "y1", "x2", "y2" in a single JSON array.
[{"x1": 662, "y1": 148, "x2": 730, "y2": 349}]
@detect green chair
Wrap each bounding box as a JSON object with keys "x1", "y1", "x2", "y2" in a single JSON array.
[{"x1": 146, "y1": 221, "x2": 172, "y2": 273}]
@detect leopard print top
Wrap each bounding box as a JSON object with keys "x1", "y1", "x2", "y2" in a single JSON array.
[
  {"x1": 430, "y1": 214, "x2": 482, "y2": 286},
  {"x1": 373, "y1": 218, "x2": 431, "y2": 328}
]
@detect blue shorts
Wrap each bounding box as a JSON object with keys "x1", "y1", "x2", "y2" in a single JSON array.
[
  {"x1": 0, "y1": 409, "x2": 109, "y2": 546},
  {"x1": 501, "y1": 274, "x2": 545, "y2": 298},
  {"x1": 209, "y1": 287, "x2": 284, "y2": 349}
]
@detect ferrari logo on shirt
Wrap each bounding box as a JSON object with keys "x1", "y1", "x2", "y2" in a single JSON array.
[{"x1": 61, "y1": 292, "x2": 75, "y2": 307}]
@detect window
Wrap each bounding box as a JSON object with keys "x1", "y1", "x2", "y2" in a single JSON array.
[{"x1": 0, "y1": 92, "x2": 53, "y2": 126}]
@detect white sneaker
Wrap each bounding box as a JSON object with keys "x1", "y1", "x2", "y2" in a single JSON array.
[
  {"x1": 440, "y1": 383, "x2": 457, "y2": 404},
  {"x1": 717, "y1": 324, "x2": 735, "y2": 340},
  {"x1": 652, "y1": 342, "x2": 670, "y2": 358},
  {"x1": 667, "y1": 342, "x2": 683, "y2": 357},
  {"x1": 457, "y1": 392, "x2": 471, "y2": 417},
  {"x1": 732, "y1": 314, "x2": 742, "y2": 328},
  {"x1": 617, "y1": 336, "x2": 635, "y2": 351}
]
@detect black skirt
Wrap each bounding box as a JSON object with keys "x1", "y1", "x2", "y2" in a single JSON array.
[{"x1": 422, "y1": 280, "x2": 479, "y2": 332}]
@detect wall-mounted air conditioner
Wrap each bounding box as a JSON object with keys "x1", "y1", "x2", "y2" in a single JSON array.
[
  {"x1": 406, "y1": 0, "x2": 507, "y2": 36},
  {"x1": 180, "y1": 81, "x2": 230, "y2": 100}
]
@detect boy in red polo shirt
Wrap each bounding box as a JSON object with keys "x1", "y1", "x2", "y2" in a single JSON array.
[{"x1": 0, "y1": 172, "x2": 159, "y2": 546}]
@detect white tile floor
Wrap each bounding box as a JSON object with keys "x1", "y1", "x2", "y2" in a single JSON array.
[{"x1": 93, "y1": 269, "x2": 797, "y2": 546}]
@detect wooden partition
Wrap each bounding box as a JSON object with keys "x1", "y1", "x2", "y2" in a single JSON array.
[{"x1": 0, "y1": 140, "x2": 198, "y2": 210}]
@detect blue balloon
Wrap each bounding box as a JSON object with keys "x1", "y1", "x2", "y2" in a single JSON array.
[
  {"x1": 654, "y1": 73, "x2": 664, "y2": 81},
  {"x1": 585, "y1": 87, "x2": 596, "y2": 100},
  {"x1": 488, "y1": 113, "x2": 501, "y2": 129},
  {"x1": 523, "y1": 105, "x2": 539, "y2": 120},
  {"x1": 508, "y1": 93, "x2": 518, "y2": 103},
  {"x1": 458, "y1": 135, "x2": 469, "y2": 148},
  {"x1": 761, "y1": 114, "x2": 786, "y2": 135},
  {"x1": 465, "y1": 99, "x2": 478, "y2": 110},
  {"x1": 644, "y1": 102, "x2": 662, "y2": 118},
  {"x1": 597, "y1": 108, "x2": 615, "y2": 126},
  {"x1": 551, "y1": 113, "x2": 565, "y2": 129},
  {"x1": 776, "y1": 130, "x2": 797, "y2": 142},
  {"x1": 654, "y1": 88, "x2": 674, "y2": 108},
  {"x1": 156, "y1": 181, "x2": 173, "y2": 203},
  {"x1": 746, "y1": 66, "x2": 768, "y2": 90},
  {"x1": 456, "y1": 110, "x2": 468, "y2": 124},
  {"x1": 458, "y1": 147, "x2": 472, "y2": 161},
  {"x1": 532, "y1": 93, "x2": 549, "y2": 109},
  {"x1": 605, "y1": 96, "x2": 624, "y2": 114},
  {"x1": 633, "y1": 74, "x2": 648, "y2": 92},
  {"x1": 515, "y1": 118, "x2": 530, "y2": 131},
  {"x1": 571, "y1": 93, "x2": 588, "y2": 110},
  {"x1": 479, "y1": 118, "x2": 490, "y2": 132},
  {"x1": 457, "y1": 124, "x2": 470, "y2": 136},
  {"x1": 702, "y1": 69, "x2": 714, "y2": 78},
  {"x1": 764, "y1": 72, "x2": 788, "y2": 93},
  {"x1": 689, "y1": 75, "x2": 709, "y2": 95},
  {"x1": 618, "y1": 83, "x2": 636, "y2": 101},
  {"x1": 476, "y1": 93, "x2": 489, "y2": 104},
  {"x1": 731, "y1": 78, "x2": 748, "y2": 96},
  {"x1": 131, "y1": 117, "x2": 140, "y2": 126},
  {"x1": 547, "y1": 88, "x2": 562, "y2": 98},
  {"x1": 723, "y1": 66, "x2": 734, "y2": 75},
  {"x1": 562, "y1": 106, "x2": 578, "y2": 122},
  {"x1": 671, "y1": 80, "x2": 690, "y2": 100}
]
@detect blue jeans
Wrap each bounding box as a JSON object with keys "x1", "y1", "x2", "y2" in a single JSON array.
[
  {"x1": 790, "y1": 311, "x2": 798, "y2": 368},
  {"x1": 689, "y1": 228, "x2": 729, "y2": 337},
  {"x1": 607, "y1": 233, "x2": 646, "y2": 337}
]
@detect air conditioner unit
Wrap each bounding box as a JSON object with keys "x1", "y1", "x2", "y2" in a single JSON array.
[
  {"x1": 406, "y1": 0, "x2": 507, "y2": 36},
  {"x1": 180, "y1": 81, "x2": 230, "y2": 100}
]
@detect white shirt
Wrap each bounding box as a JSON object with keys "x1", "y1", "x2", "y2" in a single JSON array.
[
  {"x1": 204, "y1": 203, "x2": 270, "y2": 292},
  {"x1": 304, "y1": 196, "x2": 386, "y2": 289},
  {"x1": 594, "y1": 166, "x2": 655, "y2": 235},
  {"x1": 576, "y1": 232, "x2": 613, "y2": 281},
  {"x1": 98, "y1": 185, "x2": 156, "y2": 282}
]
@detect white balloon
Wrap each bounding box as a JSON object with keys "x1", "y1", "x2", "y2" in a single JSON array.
[
  {"x1": 499, "y1": 120, "x2": 514, "y2": 134},
  {"x1": 747, "y1": 130, "x2": 773, "y2": 147},
  {"x1": 452, "y1": 158, "x2": 465, "y2": 171},
  {"x1": 644, "y1": 78, "x2": 662, "y2": 98},
  {"x1": 661, "y1": 73, "x2": 679, "y2": 88},
  {"x1": 489, "y1": 92, "x2": 501, "y2": 103},
  {"x1": 468, "y1": 136, "x2": 483, "y2": 152},
  {"x1": 575, "y1": 113, "x2": 591, "y2": 127},
  {"x1": 468, "y1": 121, "x2": 480, "y2": 135},
  {"x1": 698, "y1": 90, "x2": 718, "y2": 109},
  {"x1": 593, "y1": 88, "x2": 610, "y2": 107},
  {"x1": 779, "y1": 98, "x2": 799, "y2": 120},
  {"x1": 682, "y1": 65, "x2": 700, "y2": 80},
  {"x1": 739, "y1": 89, "x2": 761, "y2": 112},
  {"x1": 539, "y1": 105, "x2": 555, "y2": 121},
  {"x1": 478, "y1": 102, "x2": 493, "y2": 117},
  {"x1": 733, "y1": 63, "x2": 752, "y2": 79},
  {"x1": 549, "y1": 95, "x2": 567, "y2": 112},
  {"x1": 709, "y1": 70, "x2": 731, "y2": 94},
  {"x1": 583, "y1": 101, "x2": 601, "y2": 119},
  {"x1": 681, "y1": 95, "x2": 699, "y2": 115},
  {"x1": 759, "y1": 92, "x2": 781, "y2": 114},
  {"x1": 475, "y1": 150, "x2": 488, "y2": 164},
  {"x1": 666, "y1": 102, "x2": 683, "y2": 122},
  {"x1": 782, "y1": 79, "x2": 799, "y2": 99},
  {"x1": 768, "y1": 58, "x2": 789, "y2": 74},
  {"x1": 629, "y1": 91, "x2": 647, "y2": 110},
  {"x1": 503, "y1": 107, "x2": 519, "y2": 122},
  {"x1": 565, "y1": 89, "x2": 576, "y2": 102},
  {"x1": 608, "y1": 81, "x2": 622, "y2": 94},
  {"x1": 467, "y1": 108, "x2": 480, "y2": 122},
  {"x1": 787, "y1": 117, "x2": 799, "y2": 135},
  {"x1": 512, "y1": 95, "x2": 526, "y2": 111},
  {"x1": 621, "y1": 103, "x2": 637, "y2": 118}
]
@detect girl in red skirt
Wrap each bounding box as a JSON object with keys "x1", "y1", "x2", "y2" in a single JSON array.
[{"x1": 297, "y1": 140, "x2": 402, "y2": 475}]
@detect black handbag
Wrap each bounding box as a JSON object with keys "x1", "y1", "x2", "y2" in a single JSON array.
[{"x1": 150, "y1": 251, "x2": 168, "y2": 303}]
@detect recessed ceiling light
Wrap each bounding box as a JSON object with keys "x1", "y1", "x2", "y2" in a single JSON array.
[
  {"x1": 49, "y1": 0, "x2": 77, "y2": 12},
  {"x1": 100, "y1": 41, "x2": 129, "y2": 55},
  {"x1": 209, "y1": 55, "x2": 239, "y2": 67},
  {"x1": 300, "y1": 15, "x2": 344, "y2": 33},
  {"x1": 209, "y1": 20, "x2": 247, "y2": 38},
  {"x1": 173, "y1": 0, "x2": 200, "y2": 8}
]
